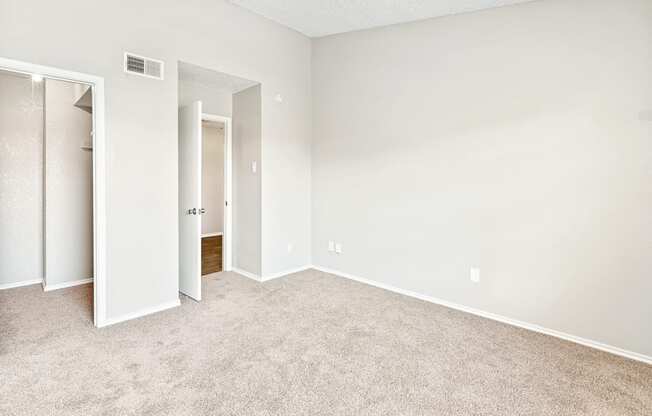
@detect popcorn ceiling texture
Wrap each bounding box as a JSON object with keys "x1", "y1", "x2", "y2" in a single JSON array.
[
  {"x1": 1, "y1": 269, "x2": 651, "y2": 415},
  {"x1": 228, "y1": 0, "x2": 538, "y2": 37}
]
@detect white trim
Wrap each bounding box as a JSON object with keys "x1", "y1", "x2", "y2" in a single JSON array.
[
  {"x1": 261, "y1": 265, "x2": 312, "y2": 282},
  {"x1": 201, "y1": 113, "x2": 232, "y2": 273},
  {"x1": 98, "y1": 298, "x2": 180, "y2": 328},
  {"x1": 201, "y1": 232, "x2": 223, "y2": 238},
  {"x1": 0, "y1": 279, "x2": 43, "y2": 290},
  {"x1": 232, "y1": 265, "x2": 313, "y2": 282},
  {"x1": 0, "y1": 57, "x2": 107, "y2": 329},
  {"x1": 232, "y1": 267, "x2": 261, "y2": 282},
  {"x1": 43, "y1": 278, "x2": 93, "y2": 292},
  {"x1": 311, "y1": 265, "x2": 652, "y2": 365}
]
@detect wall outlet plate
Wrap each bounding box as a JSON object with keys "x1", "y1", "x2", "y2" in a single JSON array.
[
  {"x1": 335, "y1": 243, "x2": 342, "y2": 254},
  {"x1": 328, "y1": 241, "x2": 335, "y2": 252}
]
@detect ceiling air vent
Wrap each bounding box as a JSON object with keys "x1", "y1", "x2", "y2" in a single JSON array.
[{"x1": 124, "y1": 52, "x2": 164, "y2": 80}]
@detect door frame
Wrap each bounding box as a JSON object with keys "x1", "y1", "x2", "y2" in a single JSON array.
[
  {"x1": 201, "y1": 113, "x2": 233, "y2": 272},
  {"x1": 0, "y1": 57, "x2": 107, "y2": 327}
]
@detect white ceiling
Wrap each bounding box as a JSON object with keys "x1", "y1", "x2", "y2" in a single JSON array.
[
  {"x1": 178, "y1": 61, "x2": 258, "y2": 93},
  {"x1": 228, "y1": 0, "x2": 538, "y2": 38}
]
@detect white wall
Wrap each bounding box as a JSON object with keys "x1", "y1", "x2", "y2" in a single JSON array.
[
  {"x1": 260, "y1": 66, "x2": 312, "y2": 277},
  {"x1": 233, "y1": 85, "x2": 262, "y2": 275},
  {"x1": 0, "y1": 0, "x2": 312, "y2": 318},
  {"x1": 0, "y1": 71, "x2": 43, "y2": 286},
  {"x1": 201, "y1": 122, "x2": 224, "y2": 236},
  {"x1": 179, "y1": 80, "x2": 232, "y2": 117},
  {"x1": 312, "y1": 0, "x2": 652, "y2": 357},
  {"x1": 44, "y1": 78, "x2": 93, "y2": 286}
]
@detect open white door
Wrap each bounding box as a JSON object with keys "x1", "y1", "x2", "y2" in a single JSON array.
[{"x1": 178, "y1": 101, "x2": 202, "y2": 301}]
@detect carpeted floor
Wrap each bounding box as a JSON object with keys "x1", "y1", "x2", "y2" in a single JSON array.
[{"x1": 1, "y1": 269, "x2": 650, "y2": 415}]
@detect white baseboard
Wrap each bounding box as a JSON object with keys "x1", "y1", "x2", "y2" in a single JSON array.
[
  {"x1": 232, "y1": 267, "x2": 262, "y2": 282},
  {"x1": 0, "y1": 279, "x2": 43, "y2": 290},
  {"x1": 98, "y1": 298, "x2": 181, "y2": 328},
  {"x1": 261, "y1": 265, "x2": 312, "y2": 282},
  {"x1": 232, "y1": 265, "x2": 313, "y2": 282},
  {"x1": 201, "y1": 232, "x2": 223, "y2": 238},
  {"x1": 311, "y1": 265, "x2": 652, "y2": 366},
  {"x1": 43, "y1": 278, "x2": 94, "y2": 292}
]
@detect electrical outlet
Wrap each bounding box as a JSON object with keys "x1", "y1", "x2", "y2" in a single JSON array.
[
  {"x1": 470, "y1": 267, "x2": 480, "y2": 283},
  {"x1": 335, "y1": 243, "x2": 342, "y2": 254},
  {"x1": 328, "y1": 241, "x2": 335, "y2": 252},
  {"x1": 287, "y1": 243, "x2": 293, "y2": 253},
  {"x1": 251, "y1": 161, "x2": 257, "y2": 173}
]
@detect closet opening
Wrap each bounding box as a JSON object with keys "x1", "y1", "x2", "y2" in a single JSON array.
[{"x1": 0, "y1": 64, "x2": 102, "y2": 325}]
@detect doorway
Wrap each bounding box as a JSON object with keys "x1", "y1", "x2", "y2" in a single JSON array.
[
  {"x1": 200, "y1": 115, "x2": 231, "y2": 276},
  {"x1": 177, "y1": 61, "x2": 260, "y2": 301},
  {"x1": 178, "y1": 103, "x2": 232, "y2": 301},
  {"x1": 0, "y1": 57, "x2": 106, "y2": 327}
]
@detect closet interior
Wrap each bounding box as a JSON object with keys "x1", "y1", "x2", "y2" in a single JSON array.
[{"x1": 0, "y1": 69, "x2": 94, "y2": 316}]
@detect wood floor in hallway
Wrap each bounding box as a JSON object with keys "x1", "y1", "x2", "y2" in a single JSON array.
[{"x1": 201, "y1": 235, "x2": 222, "y2": 275}]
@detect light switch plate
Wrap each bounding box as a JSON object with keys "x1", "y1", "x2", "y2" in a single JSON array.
[
  {"x1": 335, "y1": 243, "x2": 342, "y2": 254},
  {"x1": 470, "y1": 267, "x2": 480, "y2": 283},
  {"x1": 328, "y1": 241, "x2": 335, "y2": 252}
]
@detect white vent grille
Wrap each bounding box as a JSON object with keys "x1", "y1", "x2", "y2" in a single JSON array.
[{"x1": 124, "y1": 52, "x2": 164, "y2": 80}]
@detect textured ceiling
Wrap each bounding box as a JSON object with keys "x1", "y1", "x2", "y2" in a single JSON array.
[
  {"x1": 178, "y1": 61, "x2": 258, "y2": 93},
  {"x1": 228, "y1": 0, "x2": 538, "y2": 37}
]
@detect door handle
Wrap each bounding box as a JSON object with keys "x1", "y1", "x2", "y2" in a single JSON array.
[{"x1": 187, "y1": 208, "x2": 197, "y2": 215}]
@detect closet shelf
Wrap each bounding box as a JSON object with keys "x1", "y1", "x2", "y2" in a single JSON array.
[{"x1": 74, "y1": 88, "x2": 93, "y2": 114}]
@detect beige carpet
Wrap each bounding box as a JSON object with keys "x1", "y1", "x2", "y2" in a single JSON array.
[{"x1": 1, "y1": 269, "x2": 650, "y2": 415}]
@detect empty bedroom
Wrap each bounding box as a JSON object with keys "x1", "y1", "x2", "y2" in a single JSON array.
[{"x1": 0, "y1": 0, "x2": 650, "y2": 415}]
